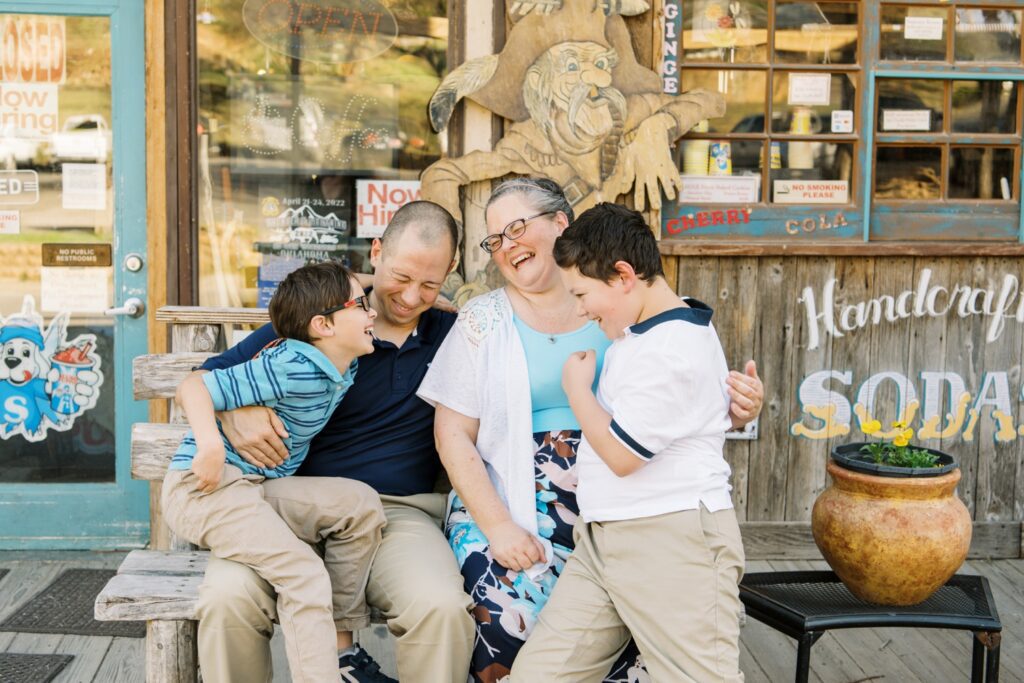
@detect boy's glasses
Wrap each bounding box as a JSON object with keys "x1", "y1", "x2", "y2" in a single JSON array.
[
  {"x1": 317, "y1": 296, "x2": 370, "y2": 319},
  {"x1": 479, "y1": 211, "x2": 554, "y2": 254}
]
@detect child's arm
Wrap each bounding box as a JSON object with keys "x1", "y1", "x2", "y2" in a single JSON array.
[
  {"x1": 563, "y1": 350, "x2": 645, "y2": 477},
  {"x1": 178, "y1": 373, "x2": 227, "y2": 493}
]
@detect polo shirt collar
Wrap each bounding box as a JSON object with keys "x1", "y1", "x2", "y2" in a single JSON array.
[{"x1": 627, "y1": 298, "x2": 713, "y2": 335}]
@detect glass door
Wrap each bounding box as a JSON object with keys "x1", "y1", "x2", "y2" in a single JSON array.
[{"x1": 0, "y1": 0, "x2": 147, "y2": 548}]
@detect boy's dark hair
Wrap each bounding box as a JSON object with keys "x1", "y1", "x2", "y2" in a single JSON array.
[
  {"x1": 269, "y1": 261, "x2": 354, "y2": 343},
  {"x1": 554, "y1": 202, "x2": 663, "y2": 283}
]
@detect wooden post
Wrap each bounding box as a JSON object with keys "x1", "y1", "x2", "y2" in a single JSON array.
[{"x1": 146, "y1": 620, "x2": 198, "y2": 683}]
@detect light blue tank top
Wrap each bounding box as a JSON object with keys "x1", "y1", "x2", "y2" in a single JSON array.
[{"x1": 512, "y1": 316, "x2": 611, "y2": 432}]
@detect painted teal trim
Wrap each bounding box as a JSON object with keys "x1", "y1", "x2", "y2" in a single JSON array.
[
  {"x1": 0, "y1": 0, "x2": 149, "y2": 549},
  {"x1": 862, "y1": 1, "x2": 881, "y2": 242},
  {"x1": 875, "y1": 69, "x2": 1024, "y2": 80}
]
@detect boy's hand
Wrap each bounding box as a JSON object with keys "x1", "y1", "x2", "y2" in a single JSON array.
[
  {"x1": 219, "y1": 406, "x2": 289, "y2": 469},
  {"x1": 192, "y1": 445, "x2": 226, "y2": 494},
  {"x1": 487, "y1": 520, "x2": 547, "y2": 572},
  {"x1": 562, "y1": 350, "x2": 597, "y2": 397}
]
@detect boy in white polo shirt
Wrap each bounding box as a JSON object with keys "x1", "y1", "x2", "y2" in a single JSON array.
[{"x1": 510, "y1": 203, "x2": 745, "y2": 683}]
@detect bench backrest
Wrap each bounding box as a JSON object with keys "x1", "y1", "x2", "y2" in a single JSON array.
[{"x1": 134, "y1": 307, "x2": 268, "y2": 549}]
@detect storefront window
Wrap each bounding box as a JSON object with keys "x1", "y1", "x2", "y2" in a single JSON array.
[{"x1": 196, "y1": 0, "x2": 447, "y2": 307}]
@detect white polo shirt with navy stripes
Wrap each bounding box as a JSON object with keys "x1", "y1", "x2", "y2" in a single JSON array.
[
  {"x1": 170, "y1": 338, "x2": 355, "y2": 478},
  {"x1": 575, "y1": 299, "x2": 735, "y2": 523}
]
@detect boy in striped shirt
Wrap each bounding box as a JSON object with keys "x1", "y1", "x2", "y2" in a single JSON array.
[{"x1": 162, "y1": 261, "x2": 393, "y2": 683}]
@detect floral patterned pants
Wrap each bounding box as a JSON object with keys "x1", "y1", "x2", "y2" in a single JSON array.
[{"x1": 446, "y1": 430, "x2": 647, "y2": 683}]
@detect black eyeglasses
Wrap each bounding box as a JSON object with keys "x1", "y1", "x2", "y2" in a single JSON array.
[
  {"x1": 479, "y1": 211, "x2": 554, "y2": 254},
  {"x1": 317, "y1": 296, "x2": 370, "y2": 319}
]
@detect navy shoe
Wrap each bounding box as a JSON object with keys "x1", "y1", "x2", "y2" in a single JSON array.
[{"x1": 338, "y1": 645, "x2": 398, "y2": 683}]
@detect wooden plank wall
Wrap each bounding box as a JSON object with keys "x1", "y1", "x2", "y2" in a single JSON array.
[{"x1": 664, "y1": 254, "x2": 1024, "y2": 558}]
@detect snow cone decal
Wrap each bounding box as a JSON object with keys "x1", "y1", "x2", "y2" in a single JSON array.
[{"x1": 0, "y1": 296, "x2": 103, "y2": 442}]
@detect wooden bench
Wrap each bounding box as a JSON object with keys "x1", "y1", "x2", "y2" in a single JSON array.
[{"x1": 94, "y1": 308, "x2": 262, "y2": 683}]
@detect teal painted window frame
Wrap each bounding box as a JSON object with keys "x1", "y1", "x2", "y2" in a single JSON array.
[{"x1": 663, "y1": 0, "x2": 1024, "y2": 245}]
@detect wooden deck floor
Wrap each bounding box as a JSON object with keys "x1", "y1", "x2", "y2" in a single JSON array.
[{"x1": 0, "y1": 551, "x2": 1020, "y2": 682}]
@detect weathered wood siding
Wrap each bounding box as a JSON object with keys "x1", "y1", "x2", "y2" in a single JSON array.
[{"x1": 664, "y1": 254, "x2": 1024, "y2": 555}]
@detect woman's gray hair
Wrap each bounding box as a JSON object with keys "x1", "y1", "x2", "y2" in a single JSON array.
[{"x1": 485, "y1": 177, "x2": 575, "y2": 223}]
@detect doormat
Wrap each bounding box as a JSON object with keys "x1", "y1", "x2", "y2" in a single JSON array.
[
  {"x1": 0, "y1": 653, "x2": 74, "y2": 683},
  {"x1": 0, "y1": 568, "x2": 144, "y2": 638}
]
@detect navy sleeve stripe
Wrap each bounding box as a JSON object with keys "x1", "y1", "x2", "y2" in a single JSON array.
[
  {"x1": 263, "y1": 354, "x2": 284, "y2": 399},
  {"x1": 610, "y1": 420, "x2": 655, "y2": 459}
]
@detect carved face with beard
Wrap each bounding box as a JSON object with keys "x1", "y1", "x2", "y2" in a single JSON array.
[{"x1": 524, "y1": 42, "x2": 628, "y2": 157}]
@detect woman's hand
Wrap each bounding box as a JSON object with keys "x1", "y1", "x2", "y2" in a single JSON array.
[
  {"x1": 487, "y1": 520, "x2": 547, "y2": 572},
  {"x1": 727, "y1": 360, "x2": 764, "y2": 429},
  {"x1": 218, "y1": 405, "x2": 289, "y2": 469}
]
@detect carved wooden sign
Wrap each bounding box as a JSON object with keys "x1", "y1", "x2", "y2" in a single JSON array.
[{"x1": 420, "y1": 0, "x2": 726, "y2": 225}]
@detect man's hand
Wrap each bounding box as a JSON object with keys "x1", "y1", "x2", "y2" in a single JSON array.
[
  {"x1": 192, "y1": 445, "x2": 226, "y2": 494},
  {"x1": 487, "y1": 520, "x2": 547, "y2": 572},
  {"x1": 218, "y1": 405, "x2": 289, "y2": 469},
  {"x1": 728, "y1": 360, "x2": 764, "y2": 429},
  {"x1": 562, "y1": 350, "x2": 597, "y2": 398}
]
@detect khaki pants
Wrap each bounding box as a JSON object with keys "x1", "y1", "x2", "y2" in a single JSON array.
[
  {"x1": 511, "y1": 506, "x2": 746, "y2": 683},
  {"x1": 162, "y1": 467, "x2": 385, "y2": 683},
  {"x1": 195, "y1": 489, "x2": 476, "y2": 683}
]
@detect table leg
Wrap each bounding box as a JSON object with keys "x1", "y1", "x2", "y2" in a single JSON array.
[
  {"x1": 985, "y1": 632, "x2": 1001, "y2": 683},
  {"x1": 795, "y1": 631, "x2": 822, "y2": 683},
  {"x1": 972, "y1": 635, "x2": 982, "y2": 682}
]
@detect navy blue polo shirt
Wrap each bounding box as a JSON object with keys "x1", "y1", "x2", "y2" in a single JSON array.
[{"x1": 200, "y1": 297, "x2": 456, "y2": 496}]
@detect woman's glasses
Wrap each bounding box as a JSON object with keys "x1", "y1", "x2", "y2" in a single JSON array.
[
  {"x1": 317, "y1": 296, "x2": 370, "y2": 319},
  {"x1": 479, "y1": 211, "x2": 554, "y2": 254}
]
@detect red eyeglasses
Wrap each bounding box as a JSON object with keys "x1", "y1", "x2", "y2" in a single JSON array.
[{"x1": 316, "y1": 296, "x2": 370, "y2": 318}]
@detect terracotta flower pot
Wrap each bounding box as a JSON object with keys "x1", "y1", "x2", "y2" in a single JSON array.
[{"x1": 811, "y1": 445, "x2": 972, "y2": 606}]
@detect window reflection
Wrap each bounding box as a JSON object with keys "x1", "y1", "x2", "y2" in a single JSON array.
[
  {"x1": 875, "y1": 147, "x2": 942, "y2": 200},
  {"x1": 197, "y1": 0, "x2": 447, "y2": 307}
]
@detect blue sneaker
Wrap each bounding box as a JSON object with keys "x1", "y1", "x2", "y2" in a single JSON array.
[{"x1": 338, "y1": 645, "x2": 397, "y2": 683}]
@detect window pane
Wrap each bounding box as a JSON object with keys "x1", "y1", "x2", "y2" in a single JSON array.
[
  {"x1": 682, "y1": 0, "x2": 769, "y2": 63},
  {"x1": 678, "y1": 138, "x2": 763, "y2": 178},
  {"x1": 949, "y1": 147, "x2": 1016, "y2": 199},
  {"x1": 774, "y1": 2, "x2": 859, "y2": 65},
  {"x1": 772, "y1": 72, "x2": 857, "y2": 133},
  {"x1": 771, "y1": 142, "x2": 854, "y2": 203},
  {"x1": 952, "y1": 81, "x2": 1018, "y2": 134},
  {"x1": 680, "y1": 69, "x2": 767, "y2": 133},
  {"x1": 876, "y1": 79, "x2": 943, "y2": 133},
  {"x1": 955, "y1": 9, "x2": 1022, "y2": 63},
  {"x1": 197, "y1": 0, "x2": 448, "y2": 307},
  {"x1": 875, "y1": 147, "x2": 941, "y2": 199},
  {"x1": 880, "y1": 5, "x2": 948, "y2": 61}
]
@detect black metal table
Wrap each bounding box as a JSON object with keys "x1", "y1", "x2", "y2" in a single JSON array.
[{"x1": 739, "y1": 571, "x2": 1002, "y2": 683}]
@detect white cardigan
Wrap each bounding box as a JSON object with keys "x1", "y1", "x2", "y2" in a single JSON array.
[{"x1": 417, "y1": 288, "x2": 552, "y2": 574}]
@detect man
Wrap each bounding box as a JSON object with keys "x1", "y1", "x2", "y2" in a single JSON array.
[{"x1": 188, "y1": 200, "x2": 764, "y2": 683}]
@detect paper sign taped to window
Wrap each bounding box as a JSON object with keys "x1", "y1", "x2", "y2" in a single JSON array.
[
  {"x1": 788, "y1": 73, "x2": 831, "y2": 106},
  {"x1": 904, "y1": 16, "x2": 944, "y2": 40},
  {"x1": 882, "y1": 109, "x2": 931, "y2": 131},
  {"x1": 678, "y1": 176, "x2": 760, "y2": 204},
  {"x1": 773, "y1": 180, "x2": 849, "y2": 204},
  {"x1": 0, "y1": 210, "x2": 19, "y2": 234},
  {"x1": 61, "y1": 163, "x2": 107, "y2": 211},
  {"x1": 41, "y1": 267, "x2": 111, "y2": 312}
]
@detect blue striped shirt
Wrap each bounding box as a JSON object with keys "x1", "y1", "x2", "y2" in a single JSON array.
[{"x1": 170, "y1": 339, "x2": 355, "y2": 478}]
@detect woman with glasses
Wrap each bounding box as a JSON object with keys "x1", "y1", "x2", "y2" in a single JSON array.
[{"x1": 417, "y1": 178, "x2": 764, "y2": 682}]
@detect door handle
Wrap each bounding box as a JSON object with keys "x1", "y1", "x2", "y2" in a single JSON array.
[{"x1": 104, "y1": 297, "x2": 146, "y2": 319}]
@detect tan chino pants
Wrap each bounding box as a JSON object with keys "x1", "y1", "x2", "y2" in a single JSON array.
[{"x1": 163, "y1": 467, "x2": 385, "y2": 683}]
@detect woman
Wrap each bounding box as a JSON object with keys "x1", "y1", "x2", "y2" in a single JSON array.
[{"x1": 417, "y1": 178, "x2": 762, "y2": 682}]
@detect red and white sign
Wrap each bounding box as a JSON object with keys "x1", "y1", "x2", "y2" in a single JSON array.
[
  {"x1": 0, "y1": 83, "x2": 58, "y2": 137},
  {"x1": 0, "y1": 16, "x2": 66, "y2": 84},
  {"x1": 0, "y1": 209, "x2": 19, "y2": 234},
  {"x1": 774, "y1": 180, "x2": 849, "y2": 204},
  {"x1": 356, "y1": 179, "x2": 421, "y2": 238}
]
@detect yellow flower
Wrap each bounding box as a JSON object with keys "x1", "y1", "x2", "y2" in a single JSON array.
[
  {"x1": 893, "y1": 433, "x2": 910, "y2": 447},
  {"x1": 861, "y1": 419, "x2": 882, "y2": 435},
  {"x1": 892, "y1": 420, "x2": 905, "y2": 429},
  {"x1": 901, "y1": 428, "x2": 914, "y2": 441}
]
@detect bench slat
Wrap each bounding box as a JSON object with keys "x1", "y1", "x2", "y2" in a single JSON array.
[
  {"x1": 133, "y1": 353, "x2": 214, "y2": 400},
  {"x1": 118, "y1": 550, "x2": 209, "y2": 576},
  {"x1": 95, "y1": 573, "x2": 202, "y2": 621},
  {"x1": 132, "y1": 423, "x2": 189, "y2": 480}
]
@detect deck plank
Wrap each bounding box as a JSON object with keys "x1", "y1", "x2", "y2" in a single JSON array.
[
  {"x1": 51, "y1": 635, "x2": 113, "y2": 683},
  {"x1": 91, "y1": 637, "x2": 144, "y2": 683}
]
